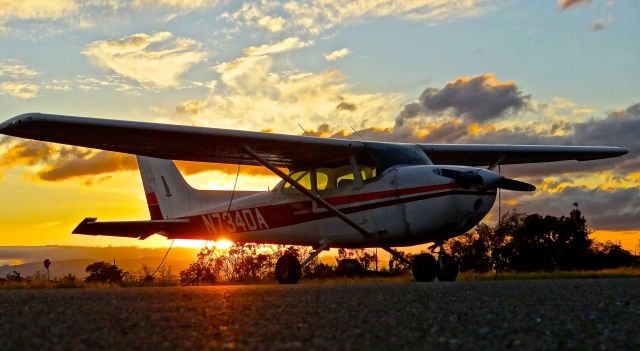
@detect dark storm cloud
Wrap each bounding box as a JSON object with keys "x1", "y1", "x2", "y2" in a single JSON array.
[
  {"x1": 395, "y1": 74, "x2": 529, "y2": 126},
  {"x1": 336, "y1": 101, "x2": 357, "y2": 112},
  {"x1": 0, "y1": 139, "x2": 270, "y2": 182},
  {"x1": 514, "y1": 186, "x2": 640, "y2": 231}
]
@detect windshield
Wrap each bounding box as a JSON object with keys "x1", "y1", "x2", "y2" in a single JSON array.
[{"x1": 360, "y1": 143, "x2": 433, "y2": 174}]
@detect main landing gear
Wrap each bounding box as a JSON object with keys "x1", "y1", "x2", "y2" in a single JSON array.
[
  {"x1": 385, "y1": 244, "x2": 459, "y2": 282},
  {"x1": 275, "y1": 254, "x2": 301, "y2": 284},
  {"x1": 275, "y1": 244, "x2": 329, "y2": 284},
  {"x1": 275, "y1": 244, "x2": 460, "y2": 284}
]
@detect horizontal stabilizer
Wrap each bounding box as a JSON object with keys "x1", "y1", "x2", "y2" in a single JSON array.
[{"x1": 73, "y1": 217, "x2": 190, "y2": 239}]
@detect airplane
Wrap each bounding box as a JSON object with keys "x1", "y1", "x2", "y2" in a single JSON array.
[{"x1": 0, "y1": 113, "x2": 628, "y2": 284}]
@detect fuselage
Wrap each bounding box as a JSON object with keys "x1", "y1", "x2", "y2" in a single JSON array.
[{"x1": 167, "y1": 164, "x2": 496, "y2": 248}]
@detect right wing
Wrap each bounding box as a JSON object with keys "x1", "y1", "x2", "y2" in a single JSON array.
[
  {"x1": 1, "y1": 113, "x2": 627, "y2": 168},
  {"x1": 420, "y1": 144, "x2": 628, "y2": 167}
]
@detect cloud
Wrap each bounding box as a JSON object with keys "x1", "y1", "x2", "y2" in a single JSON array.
[
  {"x1": 0, "y1": 81, "x2": 39, "y2": 99},
  {"x1": 590, "y1": 20, "x2": 605, "y2": 31},
  {"x1": 0, "y1": 139, "x2": 56, "y2": 167},
  {"x1": 176, "y1": 99, "x2": 208, "y2": 115},
  {"x1": 395, "y1": 74, "x2": 529, "y2": 126},
  {"x1": 0, "y1": 0, "x2": 78, "y2": 23},
  {"x1": 83, "y1": 32, "x2": 207, "y2": 88},
  {"x1": 242, "y1": 37, "x2": 311, "y2": 57},
  {"x1": 225, "y1": 3, "x2": 287, "y2": 33},
  {"x1": 0, "y1": 59, "x2": 40, "y2": 98},
  {"x1": 514, "y1": 186, "x2": 640, "y2": 230},
  {"x1": 189, "y1": 38, "x2": 402, "y2": 132},
  {"x1": 0, "y1": 59, "x2": 40, "y2": 79},
  {"x1": 336, "y1": 101, "x2": 357, "y2": 112},
  {"x1": 226, "y1": 0, "x2": 489, "y2": 35},
  {"x1": 131, "y1": 0, "x2": 219, "y2": 10},
  {"x1": 324, "y1": 48, "x2": 351, "y2": 62},
  {"x1": 37, "y1": 150, "x2": 137, "y2": 181},
  {"x1": 0, "y1": 138, "x2": 272, "y2": 182},
  {"x1": 557, "y1": 0, "x2": 592, "y2": 11}
]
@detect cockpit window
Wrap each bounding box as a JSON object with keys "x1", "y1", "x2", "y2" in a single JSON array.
[
  {"x1": 361, "y1": 143, "x2": 433, "y2": 174},
  {"x1": 316, "y1": 165, "x2": 356, "y2": 191},
  {"x1": 282, "y1": 170, "x2": 311, "y2": 194}
]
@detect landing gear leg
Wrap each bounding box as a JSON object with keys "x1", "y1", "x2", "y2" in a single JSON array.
[{"x1": 434, "y1": 244, "x2": 459, "y2": 282}]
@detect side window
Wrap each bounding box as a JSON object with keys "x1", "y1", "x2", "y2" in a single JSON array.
[
  {"x1": 360, "y1": 165, "x2": 377, "y2": 182},
  {"x1": 316, "y1": 165, "x2": 356, "y2": 191},
  {"x1": 282, "y1": 171, "x2": 311, "y2": 194}
]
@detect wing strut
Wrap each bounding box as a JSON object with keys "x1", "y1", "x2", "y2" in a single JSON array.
[{"x1": 242, "y1": 144, "x2": 372, "y2": 238}]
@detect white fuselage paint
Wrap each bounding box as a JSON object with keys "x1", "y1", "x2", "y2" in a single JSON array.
[{"x1": 173, "y1": 165, "x2": 496, "y2": 248}]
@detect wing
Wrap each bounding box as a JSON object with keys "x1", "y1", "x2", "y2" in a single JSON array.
[
  {"x1": 0, "y1": 113, "x2": 363, "y2": 168},
  {"x1": 1, "y1": 113, "x2": 627, "y2": 168},
  {"x1": 421, "y1": 144, "x2": 628, "y2": 166}
]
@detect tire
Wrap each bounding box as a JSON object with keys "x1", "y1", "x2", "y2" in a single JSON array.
[
  {"x1": 412, "y1": 253, "x2": 438, "y2": 282},
  {"x1": 275, "y1": 254, "x2": 302, "y2": 284},
  {"x1": 437, "y1": 254, "x2": 459, "y2": 282}
]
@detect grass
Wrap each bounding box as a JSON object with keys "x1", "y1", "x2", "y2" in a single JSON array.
[
  {"x1": 458, "y1": 267, "x2": 640, "y2": 281},
  {"x1": 2, "y1": 267, "x2": 639, "y2": 289}
]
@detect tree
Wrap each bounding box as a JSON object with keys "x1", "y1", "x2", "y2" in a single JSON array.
[
  {"x1": 450, "y1": 207, "x2": 635, "y2": 273},
  {"x1": 180, "y1": 246, "x2": 222, "y2": 285},
  {"x1": 336, "y1": 248, "x2": 376, "y2": 270},
  {"x1": 448, "y1": 224, "x2": 493, "y2": 272},
  {"x1": 43, "y1": 259, "x2": 51, "y2": 281},
  {"x1": 85, "y1": 261, "x2": 124, "y2": 284}
]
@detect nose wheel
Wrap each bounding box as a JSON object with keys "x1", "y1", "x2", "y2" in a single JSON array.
[
  {"x1": 411, "y1": 253, "x2": 439, "y2": 282},
  {"x1": 386, "y1": 244, "x2": 460, "y2": 282}
]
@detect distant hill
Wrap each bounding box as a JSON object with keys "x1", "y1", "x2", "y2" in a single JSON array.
[{"x1": 0, "y1": 246, "x2": 199, "y2": 279}]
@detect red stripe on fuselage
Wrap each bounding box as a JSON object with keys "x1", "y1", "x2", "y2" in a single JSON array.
[
  {"x1": 324, "y1": 183, "x2": 458, "y2": 206},
  {"x1": 180, "y1": 183, "x2": 491, "y2": 238}
]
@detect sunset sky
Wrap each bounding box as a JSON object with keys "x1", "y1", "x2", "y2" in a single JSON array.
[{"x1": 0, "y1": 0, "x2": 638, "y2": 251}]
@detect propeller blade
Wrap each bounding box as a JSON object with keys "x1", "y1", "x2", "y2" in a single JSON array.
[{"x1": 495, "y1": 177, "x2": 536, "y2": 192}]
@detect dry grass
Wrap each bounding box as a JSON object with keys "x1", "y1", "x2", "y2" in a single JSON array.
[
  {"x1": 2, "y1": 267, "x2": 639, "y2": 289},
  {"x1": 458, "y1": 267, "x2": 640, "y2": 281}
]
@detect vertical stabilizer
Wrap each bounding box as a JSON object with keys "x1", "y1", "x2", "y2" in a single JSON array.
[{"x1": 136, "y1": 156, "x2": 199, "y2": 219}]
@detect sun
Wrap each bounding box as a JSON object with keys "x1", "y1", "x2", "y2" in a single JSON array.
[
  {"x1": 214, "y1": 240, "x2": 233, "y2": 250},
  {"x1": 174, "y1": 239, "x2": 234, "y2": 250}
]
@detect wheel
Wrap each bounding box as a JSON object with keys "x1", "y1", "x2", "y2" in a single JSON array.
[
  {"x1": 275, "y1": 254, "x2": 301, "y2": 284},
  {"x1": 412, "y1": 253, "x2": 438, "y2": 282},
  {"x1": 437, "y1": 254, "x2": 459, "y2": 282}
]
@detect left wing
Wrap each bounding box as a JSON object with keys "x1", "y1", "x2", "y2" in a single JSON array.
[{"x1": 0, "y1": 113, "x2": 363, "y2": 168}]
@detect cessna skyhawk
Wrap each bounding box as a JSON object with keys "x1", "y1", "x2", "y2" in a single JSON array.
[{"x1": 0, "y1": 113, "x2": 628, "y2": 283}]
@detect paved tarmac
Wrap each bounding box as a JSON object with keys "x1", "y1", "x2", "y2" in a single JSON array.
[{"x1": 1, "y1": 279, "x2": 639, "y2": 350}]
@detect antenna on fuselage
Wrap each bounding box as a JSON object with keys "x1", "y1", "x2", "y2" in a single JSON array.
[
  {"x1": 350, "y1": 126, "x2": 365, "y2": 141},
  {"x1": 298, "y1": 123, "x2": 310, "y2": 136}
]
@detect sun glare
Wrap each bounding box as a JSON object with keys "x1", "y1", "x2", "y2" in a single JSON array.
[
  {"x1": 215, "y1": 240, "x2": 233, "y2": 250},
  {"x1": 174, "y1": 239, "x2": 235, "y2": 250}
]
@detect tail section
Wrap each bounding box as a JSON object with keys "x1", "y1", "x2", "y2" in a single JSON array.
[
  {"x1": 137, "y1": 156, "x2": 197, "y2": 219},
  {"x1": 136, "y1": 156, "x2": 261, "y2": 220}
]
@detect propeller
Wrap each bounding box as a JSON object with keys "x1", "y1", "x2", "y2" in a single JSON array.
[{"x1": 433, "y1": 168, "x2": 536, "y2": 192}]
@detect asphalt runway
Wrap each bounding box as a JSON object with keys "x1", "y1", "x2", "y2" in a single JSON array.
[{"x1": 1, "y1": 279, "x2": 639, "y2": 350}]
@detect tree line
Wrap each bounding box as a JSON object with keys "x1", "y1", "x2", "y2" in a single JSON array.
[
  {"x1": 448, "y1": 207, "x2": 636, "y2": 273},
  {"x1": 3, "y1": 206, "x2": 636, "y2": 287}
]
